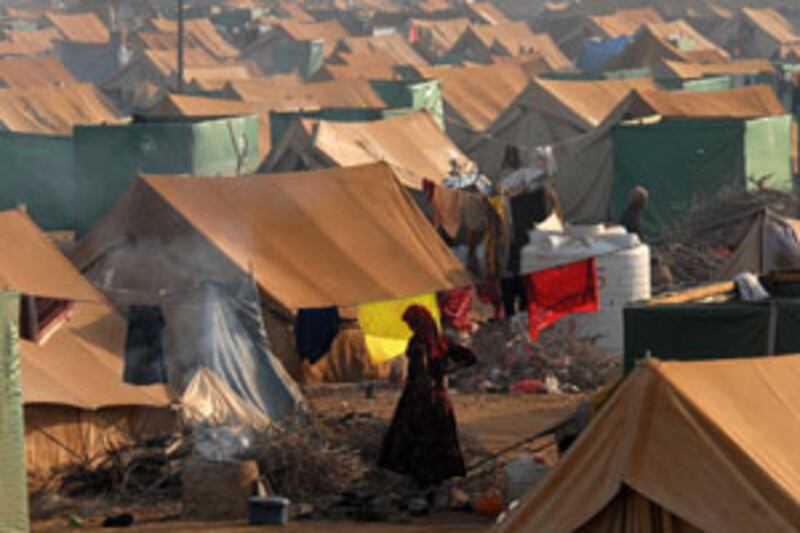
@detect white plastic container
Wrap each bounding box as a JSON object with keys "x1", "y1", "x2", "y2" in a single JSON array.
[{"x1": 520, "y1": 224, "x2": 651, "y2": 355}]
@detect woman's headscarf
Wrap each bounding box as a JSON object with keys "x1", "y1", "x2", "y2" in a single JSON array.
[{"x1": 402, "y1": 305, "x2": 447, "y2": 360}]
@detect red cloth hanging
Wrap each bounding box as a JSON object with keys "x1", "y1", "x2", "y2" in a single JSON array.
[
  {"x1": 437, "y1": 287, "x2": 473, "y2": 332},
  {"x1": 525, "y1": 259, "x2": 599, "y2": 340}
]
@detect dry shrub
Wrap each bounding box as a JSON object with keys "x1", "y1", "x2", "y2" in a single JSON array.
[
  {"x1": 653, "y1": 182, "x2": 797, "y2": 285},
  {"x1": 251, "y1": 416, "x2": 370, "y2": 503}
]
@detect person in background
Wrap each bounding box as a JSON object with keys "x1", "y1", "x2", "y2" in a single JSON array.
[
  {"x1": 620, "y1": 186, "x2": 649, "y2": 237},
  {"x1": 378, "y1": 305, "x2": 475, "y2": 493}
]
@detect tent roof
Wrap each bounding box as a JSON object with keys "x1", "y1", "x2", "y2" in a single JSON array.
[
  {"x1": 46, "y1": 11, "x2": 110, "y2": 44},
  {"x1": 605, "y1": 21, "x2": 729, "y2": 71},
  {"x1": 415, "y1": 63, "x2": 531, "y2": 131},
  {"x1": 0, "y1": 56, "x2": 75, "y2": 89},
  {"x1": 0, "y1": 28, "x2": 61, "y2": 56},
  {"x1": 465, "y1": 2, "x2": 510, "y2": 25},
  {"x1": 229, "y1": 78, "x2": 385, "y2": 110},
  {"x1": 149, "y1": 18, "x2": 239, "y2": 59},
  {"x1": 125, "y1": 163, "x2": 468, "y2": 309},
  {"x1": 497, "y1": 355, "x2": 800, "y2": 532},
  {"x1": 589, "y1": 7, "x2": 664, "y2": 38},
  {"x1": 338, "y1": 33, "x2": 427, "y2": 65},
  {"x1": 409, "y1": 18, "x2": 471, "y2": 54},
  {"x1": 0, "y1": 210, "x2": 102, "y2": 302},
  {"x1": 0, "y1": 82, "x2": 123, "y2": 134},
  {"x1": 536, "y1": 77, "x2": 656, "y2": 127},
  {"x1": 0, "y1": 210, "x2": 169, "y2": 409},
  {"x1": 661, "y1": 58, "x2": 776, "y2": 80},
  {"x1": 143, "y1": 47, "x2": 220, "y2": 77},
  {"x1": 466, "y1": 22, "x2": 572, "y2": 69},
  {"x1": 276, "y1": 111, "x2": 471, "y2": 188},
  {"x1": 317, "y1": 60, "x2": 399, "y2": 81},
  {"x1": 276, "y1": 19, "x2": 350, "y2": 43},
  {"x1": 742, "y1": 7, "x2": 798, "y2": 45},
  {"x1": 630, "y1": 85, "x2": 786, "y2": 119},
  {"x1": 647, "y1": 19, "x2": 728, "y2": 58}
]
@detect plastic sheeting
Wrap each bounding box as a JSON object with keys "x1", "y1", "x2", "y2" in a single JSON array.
[
  {"x1": 0, "y1": 291, "x2": 28, "y2": 532},
  {"x1": 612, "y1": 116, "x2": 793, "y2": 236},
  {"x1": 73, "y1": 115, "x2": 260, "y2": 235},
  {"x1": 181, "y1": 367, "x2": 270, "y2": 429},
  {"x1": 577, "y1": 36, "x2": 632, "y2": 72},
  {"x1": 162, "y1": 277, "x2": 304, "y2": 424}
]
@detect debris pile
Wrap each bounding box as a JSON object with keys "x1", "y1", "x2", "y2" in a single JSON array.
[
  {"x1": 654, "y1": 183, "x2": 797, "y2": 285},
  {"x1": 455, "y1": 319, "x2": 621, "y2": 394}
]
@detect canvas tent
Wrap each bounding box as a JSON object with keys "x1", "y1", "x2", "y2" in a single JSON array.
[
  {"x1": 228, "y1": 77, "x2": 387, "y2": 111},
  {"x1": 549, "y1": 7, "x2": 665, "y2": 59},
  {"x1": 71, "y1": 163, "x2": 470, "y2": 380},
  {"x1": 467, "y1": 77, "x2": 655, "y2": 178},
  {"x1": 335, "y1": 34, "x2": 427, "y2": 66},
  {"x1": 613, "y1": 86, "x2": 792, "y2": 235},
  {"x1": 449, "y1": 22, "x2": 572, "y2": 70},
  {"x1": 715, "y1": 7, "x2": 800, "y2": 59},
  {"x1": 263, "y1": 111, "x2": 472, "y2": 189},
  {"x1": 412, "y1": 63, "x2": 532, "y2": 150},
  {"x1": 718, "y1": 209, "x2": 800, "y2": 280},
  {"x1": 603, "y1": 20, "x2": 729, "y2": 71},
  {"x1": 0, "y1": 209, "x2": 172, "y2": 475},
  {"x1": 496, "y1": 355, "x2": 800, "y2": 532},
  {"x1": 0, "y1": 56, "x2": 75, "y2": 89}
]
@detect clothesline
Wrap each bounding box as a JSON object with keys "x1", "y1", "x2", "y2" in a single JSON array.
[{"x1": 296, "y1": 258, "x2": 600, "y2": 364}]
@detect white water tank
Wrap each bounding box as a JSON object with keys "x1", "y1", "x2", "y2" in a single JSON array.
[{"x1": 520, "y1": 224, "x2": 650, "y2": 356}]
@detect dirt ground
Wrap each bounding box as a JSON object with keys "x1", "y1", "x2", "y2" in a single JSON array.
[{"x1": 32, "y1": 388, "x2": 582, "y2": 532}]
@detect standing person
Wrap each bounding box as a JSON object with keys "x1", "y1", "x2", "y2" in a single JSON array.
[
  {"x1": 378, "y1": 305, "x2": 473, "y2": 490},
  {"x1": 620, "y1": 186, "x2": 649, "y2": 237}
]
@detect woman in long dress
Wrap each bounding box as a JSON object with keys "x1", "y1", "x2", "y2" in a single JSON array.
[{"x1": 378, "y1": 305, "x2": 473, "y2": 488}]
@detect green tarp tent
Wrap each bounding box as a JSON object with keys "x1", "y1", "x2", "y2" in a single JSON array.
[
  {"x1": 74, "y1": 115, "x2": 259, "y2": 235},
  {"x1": 624, "y1": 299, "x2": 800, "y2": 373},
  {"x1": 0, "y1": 291, "x2": 27, "y2": 532},
  {"x1": 0, "y1": 133, "x2": 76, "y2": 231},
  {"x1": 612, "y1": 115, "x2": 793, "y2": 236},
  {"x1": 268, "y1": 80, "x2": 444, "y2": 153}
]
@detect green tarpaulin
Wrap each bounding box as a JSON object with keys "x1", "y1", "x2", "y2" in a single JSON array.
[
  {"x1": 370, "y1": 79, "x2": 444, "y2": 128},
  {"x1": 0, "y1": 133, "x2": 76, "y2": 231},
  {"x1": 74, "y1": 115, "x2": 259, "y2": 235},
  {"x1": 0, "y1": 291, "x2": 27, "y2": 532},
  {"x1": 624, "y1": 299, "x2": 800, "y2": 373},
  {"x1": 612, "y1": 115, "x2": 793, "y2": 236}
]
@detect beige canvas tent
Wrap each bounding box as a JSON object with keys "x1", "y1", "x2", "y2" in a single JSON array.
[
  {"x1": 604, "y1": 20, "x2": 729, "y2": 71},
  {"x1": 467, "y1": 77, "x2": 655, "y2": 178},
  {"x1": 714, "y1": 7, "x2": 800, "y2": 59},
  {"x1": 0, "y1": 83, "x2": 124, "y2": 135},
  {"x1": 263, "y1": 111, "x2": 473, "y2": 189},
  {"x1": 71, "y1": 163, "x2": 470, "y2": 380},
  {"x1": 496, "y1": 355, "x2": 800, "y2": 532},
  {"x1": 718, "y1": 209, "x2": 800, "y2": 280},
  {"x1": 0, "y1": 209, "x2": 172, "y2": 475},
  {"x1": 413, "y1": 63, "x2": 532, "y2": 150}
]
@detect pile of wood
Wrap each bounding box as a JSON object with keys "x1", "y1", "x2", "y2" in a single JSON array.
[{"x1": 653, "y1": 184, "x2": 798, "y2": 285}]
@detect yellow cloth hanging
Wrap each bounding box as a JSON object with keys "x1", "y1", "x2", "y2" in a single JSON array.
[{"x1": 358, "y1": 293, "x2": 440, "y2": 363}]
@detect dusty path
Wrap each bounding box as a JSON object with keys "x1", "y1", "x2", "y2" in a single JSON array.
[{"x1": 33, "y1": 391, "x2": 581, "y2": 532}]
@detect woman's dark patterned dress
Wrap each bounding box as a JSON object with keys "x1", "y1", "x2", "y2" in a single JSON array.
[{"x1": 378, "y1": 335, "x2": 467, "y2": 487}]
